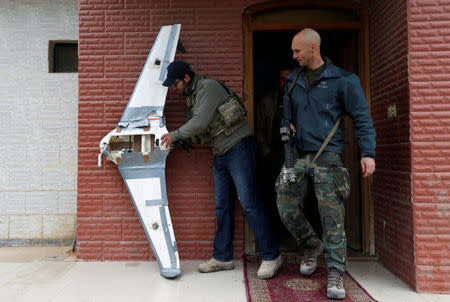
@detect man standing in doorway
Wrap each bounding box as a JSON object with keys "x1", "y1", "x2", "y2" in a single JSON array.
[
  {"x1": 161, "y1": 60, "x2": 282, "y2": 279},
  {"x1": 276, "y1": 29, "x2": 376, "y2": 299},
  {"x1": 255, "y1": 68, "x2": 291, "y2": 238}
]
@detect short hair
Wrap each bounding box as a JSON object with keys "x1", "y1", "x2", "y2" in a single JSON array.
[{"x1": 299, "y1": 28, "x2": 321, "y2": 47}]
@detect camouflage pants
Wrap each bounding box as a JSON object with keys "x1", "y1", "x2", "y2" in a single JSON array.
[{"x1": 276, "y1": 152, "x2": 350, "y2": 272}]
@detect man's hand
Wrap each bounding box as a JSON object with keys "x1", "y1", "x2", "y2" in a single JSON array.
[
  {"x1": 361, "y1": 157, "x2": 375, "y2": 178},
  {"x1": 289, "y1": 123, "x2": 296, "y2": 134},
  {"x1": 161, "y1": 133, "x2": 172, "y2": 149}
]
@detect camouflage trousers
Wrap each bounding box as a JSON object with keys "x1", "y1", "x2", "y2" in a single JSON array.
[{"x1": 276, "y1": 151, "x2": 350, "y2": 272}]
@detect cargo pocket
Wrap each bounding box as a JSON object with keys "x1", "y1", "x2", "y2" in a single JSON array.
[
  {"x1": 312, "y1": 166, "x2": 350, "y2": 202},
  {"x1": 312, "y1": 166, "x2": 333, "y2": 184},
  {"x1": 330, "y1": 166, "x2": 350, "y2": 201}
]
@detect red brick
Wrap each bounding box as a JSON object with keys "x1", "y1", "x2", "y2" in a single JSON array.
[
  {"x1": 124, "y1": 32, "x2": 158, "y2": 55},
  {"x1": 196, "y1": 193, "x2": 216, "y2": 216},
  {"x1": 77, "y1": 217, "x2": 122, "y2": 241},
  {"x1": 150, "y1": 9, "x2": 196, "y2": 31},
  {"x1": 104, "y1": 55, "x2": 147, "y2": 78},
  {"x1": 78, "y1": 56, "x2": 104, "y2": 78},
  {"x1": 103, "y1": 241, "x2": 152, "y2": 260},
  {"x1": 78, "y1": 170, "x2": 124, "y2": 194},
  {"x1": 195, "y1": 241, "x2": 214, "y2": 259},
  {"x1": 79, "y1": 78, "x2": 124, "y2": 101},
  {"x1": 105, "y1": 9, "x2": 150, "y2": 32},
  {"x1": 177, "y1": 241, "x2": 197, "y2": 259},
  {"x1": 103, "y1": 194, "x2": 135, "y2": 217},
  {"x1": 125, "y1": 0, "x2": 169, "y2": 9},
  {"x1": 122, "y1": 217, "x2": 147, "y2": 241},
  {"x1": 79, "y1": 0, "x2": 125, "y2": 11},
  {"x1": 79, "y1": 10, "x2": 105, "y2": 33},
  {"x1": 77, "y1": 194, "x2": 103, "y2": 217},
  {"x1": 196, "y1": 8, "x2": 242, "y2": 31},
  {"x1": 79, "y1": 32, "x2": 124, "y2": 56},
  {"x1": 172, "y1": 217, "x2": 216, "y2": 241},
  {"x1": 76, "y1": 241, "x2": 103, "y2": 260},
  {"x1": 167, "y1": 193, "x2": 196, "y2": 217}
]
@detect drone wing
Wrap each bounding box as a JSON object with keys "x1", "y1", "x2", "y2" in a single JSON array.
[
  {"x1": 118, "y1": 24, "x2": 180, "y2": 129},
  {"x1": 98, "y1": 24, "x2": 181, "y2": 278}
]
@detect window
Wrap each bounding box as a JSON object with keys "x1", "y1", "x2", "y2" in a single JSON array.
[{"x1": 49, "y1": 41, "x2": 78, "y2": 73}]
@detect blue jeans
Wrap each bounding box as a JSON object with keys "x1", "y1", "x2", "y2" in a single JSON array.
[{"x1": 212, "y1": 137, "x2": 279, "y2": 261}]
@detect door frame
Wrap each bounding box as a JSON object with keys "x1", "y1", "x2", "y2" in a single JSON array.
[{"x1": 242, "y1": 1, "x2": 375, "y2": 256}]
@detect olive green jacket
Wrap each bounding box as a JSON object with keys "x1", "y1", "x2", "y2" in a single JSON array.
[{"x1": 169, "y1": 75, "x2": 251, "y2": 156}]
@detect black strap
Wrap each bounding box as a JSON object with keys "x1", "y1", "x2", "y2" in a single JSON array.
[
  {"x1": 283, "y1": 68, "x2": 303, "y2": 124},
  {"x1": 216, "y1": 79, "x2": 238, "y2": 100},
  {"x1": 287, "y1": 68, "x2": 302, "y2": 96}
]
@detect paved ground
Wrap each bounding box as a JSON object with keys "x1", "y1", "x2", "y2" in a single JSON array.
[
  {"x1": 347, "y1": 261, "x2": 448, "y2": 302},
  {"x1": 0, "y1": 247, "x2": 448, "y2": 302}
]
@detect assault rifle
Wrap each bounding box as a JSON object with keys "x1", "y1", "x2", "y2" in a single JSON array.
[
  {"x1": 280, "y1": 95, "x2": 296, "y2": 184},
  {"x1": 280, "y1": 68, "x2": 302, "y2": 184},
  {"x1": 172, "y1": 139, "x2": 195, "y2": 153}
]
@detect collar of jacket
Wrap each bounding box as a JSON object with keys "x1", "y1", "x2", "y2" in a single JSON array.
[
  {"x1": 318, "y1": 57, "x2": 341, "y2": 79},
  {"x1": 287, "y1": 57, "x2": 342, "y2": 88},
  {"x1": 182, "y1": 74, "x2": 204, "y2": 96}
]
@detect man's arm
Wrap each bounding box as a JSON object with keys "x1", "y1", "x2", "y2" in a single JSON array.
[
  {"x1": 162, "y1": 80, "x2": 226, "y2": 148},
  {"x1": 342, "y1": 74, "x2": 376, "y2": 177}
]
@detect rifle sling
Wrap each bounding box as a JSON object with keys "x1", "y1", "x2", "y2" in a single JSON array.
[
  {"x1": 287, "y1": 68, "x2": 302, "y2": 96},
  {"x1": 311, "y1": 116, "x2": 342, "y2": 165}
]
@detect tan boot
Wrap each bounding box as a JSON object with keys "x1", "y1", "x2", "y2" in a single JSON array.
[
  {"x1": 327, "y1": 267, "x2": 346, "y2": 300},
  {"x1": 257, "y1": 255, "x2": 283, "y2": 279},
  {"x1": 198, "y1": 258, "x2": 234, "y2": 273},
  {"x1": 300, "y1": 241, "x2": 324, "y2": 276}
]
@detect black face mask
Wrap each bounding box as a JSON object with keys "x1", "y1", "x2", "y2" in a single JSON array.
[{"x1": 179, "y1": 79, "x2": 192, "y2": 97}]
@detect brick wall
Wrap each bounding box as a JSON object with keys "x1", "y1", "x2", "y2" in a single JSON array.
[
  {"x1": 370, "y1": 0, "x2": 450, "y2": 293},
  {"x1": 409, "y1": 0, "x2": 450, "y2": 293},
  {"x1": 0, "y1": 0, "x2": 78, "y2": 245},
  {"x1": 369, "y1": 0, "x2": 416, "y2": 290},
  {"x1": 77, "y1": 0, "x2": 259, "y2": 260}
]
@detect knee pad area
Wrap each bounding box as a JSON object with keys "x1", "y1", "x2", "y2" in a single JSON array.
[{"x1": 322, "y1": 215, "x2": 345, "y2": 245}]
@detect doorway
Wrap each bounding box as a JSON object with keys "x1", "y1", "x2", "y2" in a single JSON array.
[{"x1": 243, "y1": 3, "x2": 375, "y2": 256}]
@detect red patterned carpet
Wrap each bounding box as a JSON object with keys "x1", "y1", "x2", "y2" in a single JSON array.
[{"x1": 244, "y1": 256, "x2": 377, "y2": 302}]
